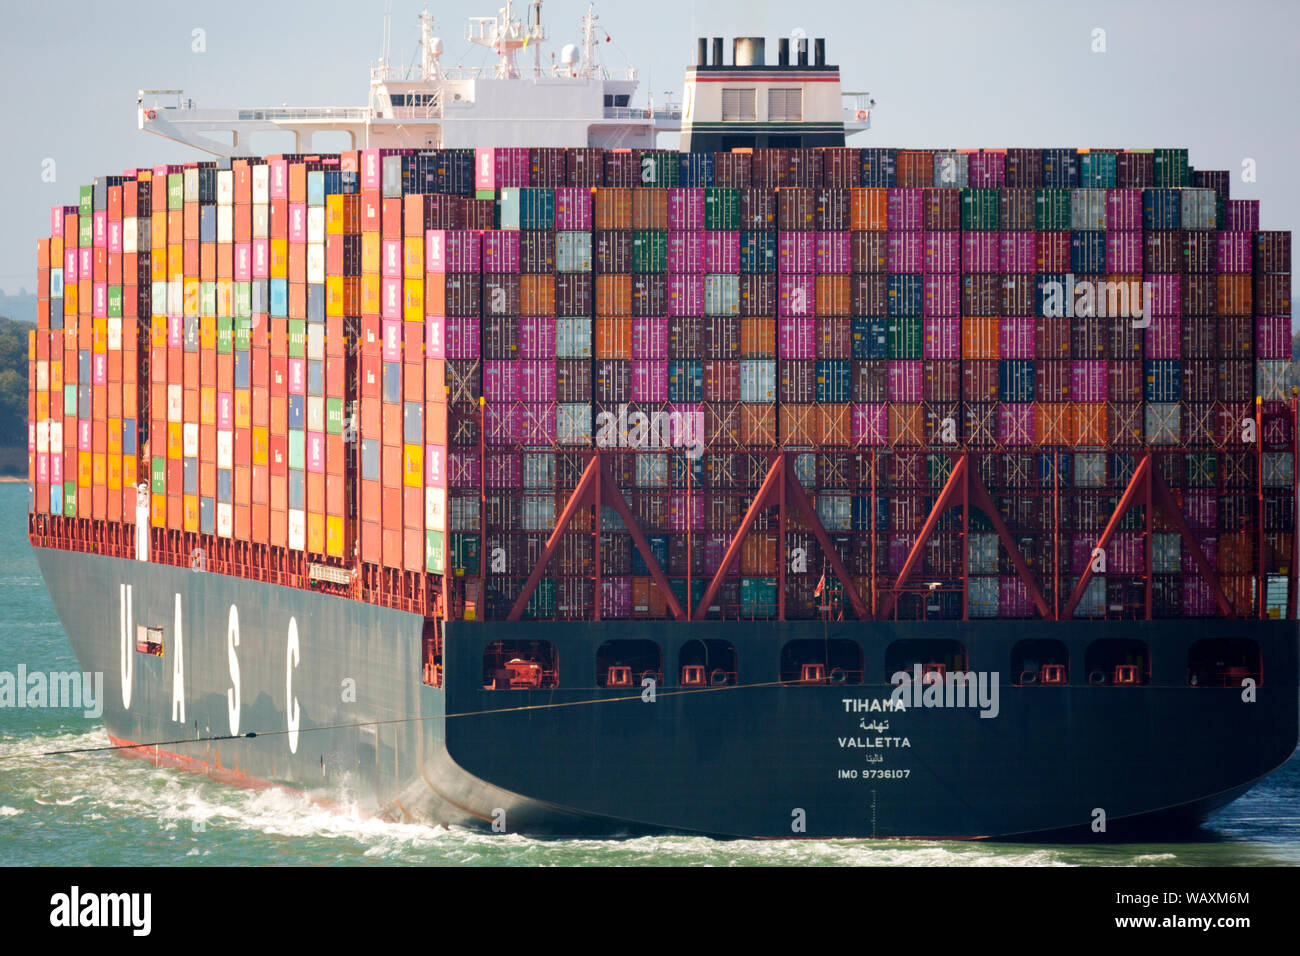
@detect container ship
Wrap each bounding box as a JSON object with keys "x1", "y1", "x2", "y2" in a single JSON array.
[{"x1": 25, "y1": 3, "x2": 1299, "y2": 839}]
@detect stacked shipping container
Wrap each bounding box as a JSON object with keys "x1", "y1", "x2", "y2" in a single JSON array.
[{"x1": 29, "y1": 146, "x2": 1295, "y2": 623}]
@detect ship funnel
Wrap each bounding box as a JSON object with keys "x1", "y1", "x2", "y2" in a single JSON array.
[
  {"x1": 778, "y1": 37, "x2": 789, "y2": 66},
  {"x1": 712, "y1": 37, "x2": 724, "y2": 66},
  {"x1": 697, "y1": 37, "x2": 708, "y2": 66},
  {"x1": 796, "y1": 37, "x2": 808, "y2": 66},
  {"x1": 733, "y1": 37, "x2": 764, "y2": 66},
  {"x1": 814, "y1": 38, "x2": 825, "y2": 66}
]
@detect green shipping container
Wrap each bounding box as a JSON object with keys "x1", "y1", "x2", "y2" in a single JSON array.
[
  {"x1": 639, "y1": 152, "x2": 681, "y2": 188},
  {"x1": 63, "y1": 482, "x2": 77, "y2": 518},
  {"x1": 1153, "y1": 148, "x2": 1191, "y2": 187},
  {"x1": 167, "y1": 173, "x2": 184, "y2": 210},
  {"x1": 234, "y1": 315, "x2": 251, "y2": 351},
  {"x1": 201, "y1": 281, "x2": 217, "y2": 315},
  {"x1": 78, "y1": 217, "x2": 92, "y2": 248},
  {"x1": 151, "y1": 458, "x2": 166, "y2": 495},
  {"x1": 704, "y1": 188, "x2": 740, "y2": 231},
  {"x1": 498, "y1": 187, "x2": 555, "y2": 230},
  {"x1": 450, "y1": 533, "x2": 481, "y2": 575},
  {"x1": 107, "y1": 286, "x2": 122, "y2": 318},
  {"x1": 287, "y1": 430, "x2": 305, "y2": 470},
  {"x1": 741, "y1": 577, "x2": 777, "y2": 610},
  {"x1": 78, "y1": 185, "x2": 93, "y2": 217},
  {"x1": 1079, "y1": 151, "x2": 1117, "y2": 188},
  {"x1": 927, "y1": 453, "x2": 954, "y2": 489},
  {"x1": 235, "y1": 282, "x2": 252, "y2": 319},
  {"x1": 632, "y1": 231, "x2": 667, "y2": 273},
  {"x1": 960, "y1": 189, "x2": 1000, "y2": 231},
  {"x1": 887, "y1": 318, "x2": 922, "y2": 359},
  {"x1": 1034, "y1": 189, "x2": 1072, "y2": 231},
  {"x1": 1186, "y1": 452, "x2": 1217, "y2": 487},
  {"x1": 288, "y1": 319, "x2": 306, "y2": 358},
  {"x1": 217, "y1": 317, "x2": 233, "y2": 353},
  {"x1": 425, "y1": 530, "x2": 445, "y2": 575},
  {"x1": 524, "y1": 578, "x2": 556, "y2": 618},
  {"x1": 326, "y1": 398, "x2": 344, "y2": 435}
]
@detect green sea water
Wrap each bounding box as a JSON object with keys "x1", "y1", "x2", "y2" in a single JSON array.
[{"x1": 1, "y1": 482, "x2": 1297, "y2": 867}]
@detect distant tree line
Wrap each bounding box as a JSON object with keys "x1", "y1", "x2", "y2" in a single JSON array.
[{"x1": 0, "y1": 316, "x2": 28, "y2": 448}]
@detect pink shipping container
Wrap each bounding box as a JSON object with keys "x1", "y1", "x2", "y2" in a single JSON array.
[
  {"x1": 668, "y1": 493, "x2": 704, "y2": 532},
  {"x1": 361, "y1": 150, "x2": 380, "y2": 190},
  {"x1": 519, "y1": 404, "x2": 557, "y2": 444},
  {"x1": 1181, "y1": 578, "x2": 1217, "y2": 617},
  {"x1": 50, "y1": 206, "x2": 63, "y2": 236},
  {"x1": 485, "y1": 454, "x2": 522, "y2": 489},
  {"x1": 517, "y1": 317, "x2": 557, "y2": 359},
  {"x1": 887, "y1": 189, "x2": 924, "y2": 230},
  {"x1": 999, "y1": 232, "x2": 1036, "y2": 273},
  {"x1": 494, "y1": 147, "x2": 532, "y2": 188},
  {"x1": 705, "y1": 231, "x2": 740, "y2": 273},
  {"x1": 851, "y1": 403, "x2": 888, "y2": 444},
  {"x1": 887, "y1": 231, "x2": 923, "y2": 273},
  {"x1": 482, "y1": 231, "x2": 522, "y2": 273},
  {"x1": 923, "y1": 274, "x2": 960, "y2": 317},
  {"x1": 668, "y1": 275, "x2": 705, "y2": 316},
  {"x1": 888, "y1": 361, "x2": 923, "y2": 402},
  {"x1": 1257, "y1": 317, "x2": 1291, "y2": 359},
  {"x1": 997, "y1": 403, "x2": 1035, "y2": 444},
  {"x1": 445, "y1": 317, "x2": 480, "y2": 359},
  {"x1": 91, "y1": 353, "x2": 107, "y2": 384},
  {"x1": 78, "y1": 247, "x2": 91, "y2": 276},
  {"x1": 1215, "y1": 232, "x2": 1253, "y2": 273},
  {"x1": 778, "y1": 275, "x2": 815, "y2": 317},
  {"x1": 779, "y1": 232, "x2": 818, "y2": 273},
  {"x1": 1071, "y1": 361, "x2": 1107, "y2": 402},
  {"x1": 998, "y1": 318, "x2": 1035, "y2": 359},
  {"x1": 1106, "y1": 232, "x2": 1143, "y2": 273},
  {"x1": 923, "y1": 318, "x2": 960, "y2": 359},
  {"x1": 426, "y1": 231, "x2": 482, "y2": 273},
  {"x1": 631, "y1": 360, "x2": 668, "y2": 402},
  {"x1": 381, "y1": 320, "x2": 402, "y2": 362},
  {"x1": 449, "y1": 452, "x2": 480, "y2": 488},
  {"x1": 485, "y1": 405, "x2": 523, "y2": 445},
  {"x1": 519, "y1": 361, "x2": 556, "y2": 402},
  {"x1": 252, "y1": 239, "x2": 269, "y2": 278},
  {"x1": 667, "y1": 188, "x2": 705, "y2": 230},
  {"x1": 703, "y1": 534, "x2": 740, "y2": 576},
  {"x1": 484, "y1": 361, "x2": 521, "y2": 401},
  {"x1": 217, "y1": 393, "x2": 233, "y2": 429},
  {"x1": 778, "y1": 318, "x2": 816, "y2": 359},
  {"x1": 924, "y1": 231, "x2": 962, "y2": 273},
  {"x1": 998, "y1": 577, "x2": 1035, "y2": 617},
  {"x1": 668, "y1": 232, "x2": 706, "y2": 274},
  {"x1": 600, "y1": 578, "x2": 633, "y2": 619},
  {"x1": 815, "y1": 232, "x2": 852, "y2": 273},
  {"x1": 289, "y1": 204, "x2": 307, "y2": 242},
  {"x1": 888, "y1": 534, "x2": 917, "y2": 574},
  {"x1": 426, "y1": 445, "x2": 447, "y2": 488},
  {"x1": 960, "y1": 233, "x2": 998, "y2": 273},
  {"x1": 382, "y1": 240, "x2": 402, "y2": 277},
  {"x1": 1223, "y1": 200, "x2": 1259, "y2": 232},
  {"x1": 1145, "y1": 316, "x2": 1181, "y2": 359},
  {"x1": 632, "y1": 317, "x2": 668, "y2": 359},
  {"x1": 967, "y1": 151, "x2": 1006, "y2": 187},
  {"x1": 1106, "y1": 189, "x2": 1142, "y2": 231},
  {"x1": 554, "y1": 188, "x2": 593, "y2": 230},
  {"x1": 235, "y1": 244, "x2": 251, "y2": 280},
  {"x1": 1183, "y1": 490, "x2": 1218, "y2": 532},
  {"x1": 1146, "y1": 275, "x2": 1181, "y2": 318}
]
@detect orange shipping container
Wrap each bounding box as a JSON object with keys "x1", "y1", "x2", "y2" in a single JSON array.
[
  {"x1": 815, "y1": 275, "x2": 851, "y2": 316},
  {"x1": 780, "y1": 404, "x2": 818, "y2": 445},
  {"x1": 595, "y1": 274, "x2": 632, "y2": 315},
  {"x1": 1216, "y1": 274, "x2": 1253, "y2": 316},
  {"x1": 594, "y1": 188, "x2": 634, "y2": 230},
  {"x1": 739, "y1": 404, "x2": 776, "y2": 446},
  {"x1": 594, "y1": 318, "x2": 633, "y2": 359},
  {"x1": 1034, "y1": 403, "x2": 1075, "y2": 445},
  {"x1": 889, "y1": 404, "x2": 925, "y2": 445},
  {"x1": 819, "y1": 404, "x2": 851, "y2": 446},
  {"x1": 519, "y1": 274, "x2": 555, "y2": 315},
  {"x1": 632, "y1": 190, "x2": 668, "y2": 230},
  {"x1": 849, "y1": 188, "x2": 888, "y2": 231},
  {"x1": 1074, "y1": 403, "x2": 1107, "y2": 445},
  {"x1": 740, "y1": 318, "x2": 776, "y2": 357},
  {"x1": 962, "y1": 318, "x2": 1000, "y2": 359}
]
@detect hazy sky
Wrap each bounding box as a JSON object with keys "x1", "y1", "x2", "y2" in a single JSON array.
[{"x1": 1, "y1": 0, "x2": 1297, "y2": 296}]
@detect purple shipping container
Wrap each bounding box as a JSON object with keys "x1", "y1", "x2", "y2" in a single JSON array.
[
  {"x1": 519, "y1": 361, "x2": 556, "y2": 402},
  {"x1": 427, "y1": 230, "x2": 482, "y2": 273},
  {"x1": 445, "y1": 317, "x2": 480, "y2": 359},
  {"x1": 1216, "y1": 231, "x2": 1253, "y2": 273},
  {"x1": 998, "y1": 577, "x2": 1035, "y2": 617},
  {"x1": 1148, "y1": 275, "x2": 1181, "y2": 317},
  {"x1": 888, "y1": 534, "x2": 916, "y2": 574},
  {"x1": 1183, "y1": 535, "x2": 1218, "y2": 573},
  {"x1": 1183, "y1": 490, "x2": 1218, "y2": 531},
  {"x1": 967, "y1": 151, "x2": 1006, "y2": 187},
  {"x1": 998, "y1": 318, "x2": 1035, "y2": 359},
  {"x1": 554, "y1": 187, "x2": 593, "y2": 230},
  {"x1": 495, "y1": 147, "x2": 531, "y2": 188},
  {"x1": 1257, "y1": 317, "x2": 1291, "y2": 359},
  {"x1": 484, "y1": 361, "x2": 521, "y2": 401},
  {"x1": 1071, "y1": 360, "x2": 1107, "y2": 402},
  {"x1": 705, "y1": 231, "x2": 740, "y2": 273},
  {"x1": 816, "y1": 232, "x2": 852, "y2": 273},
  {"x1": 779, "y1": 318, "x2": 817, "y2": 359},
  {"x1": 851, "y1": 403, "x2": 888, "y2": 444},
  {"x1": 999, "y1": 232, "x2": 1036, "y2": 273},
  {"x1": 669, "y1": 232, "x2": 706, "y2": 274},
  {"x1": 923, "y1": 318, "x2": 960, "y2": 359},
  {"x1": 887, "y1": 188, "x2": 924, "y2": 230},
  {"x1": 632, "y1": 317, "x2": 668, "y2": 359},
  {"x1": 482, "y1": 231, "x2": 521, "y2": 274},
  {"x1": 779, "y1": 275, "x2": 816, "y2": 317},
  {"x1": 1145, "y1": 316, "x2": 1181, "y2": 359},
  {"x1": 1182, "y1": 578, "x2": 1216, "y2": 616},
  {"x1": 887, "y1": 231, "x2": 923, "y2": 273},
  {"x1": 449, "y1": 451, "x2": 480, "y2": 488},
  {"x1": 631, "y1": 360, "x2": 668, "y2": 402},
  {"x1": 668, "y1": 493, "x2": 704, "y2": 532},
  {"x1": 518, "y1": 316, "x2": 556, "y2": 360},
  {"x1": 485, "y1": 453, "x2": 523, "y2": 489},
  {"x1": 1106, "y1": 232, "x2": 1142, "y2": 273},
  {"x1": 668, "y1": 188, "x2": 705, "y2": 230},
  {"x1": 703, "y1": 534, "x2": 740, "y2": 576},
  {"x1": 485, "y1": 405, "x2": 522, "y2": 445},
  {"x1": 519, "y1": 404, "x2": 557, "y2": 444},
  {"x1": 960, "y1": 233, "x2": 997, "y2": 273},
  {"x1": 1223, "y1": 200, "x2": 1259, "y2": 232},
  {"x1": 600, "y1": 578, "x2": 633, "y2": 619},
  {"x1": 1106, "y1": 189, "x2": 1142, "y2": 231},
  {"x1": 997, "y1": 403, "x2": 1035, "y2": 445},
  {"x1": 923, "y1": 274, "x2": 960, "y2": 317},
  {"x1": 668, "y1": 274, "x2": 705, "y2": 316},
  {"x1": 779, "y1": 232, "x2": 818, "y2": 273},
  {"x1": 888, "y1": 360, "x2": 923, "y2": 402}
]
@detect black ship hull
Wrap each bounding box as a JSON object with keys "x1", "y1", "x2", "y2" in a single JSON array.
[{"x1": 34, "y1": 546, "x2": 1299, "y2": 839}]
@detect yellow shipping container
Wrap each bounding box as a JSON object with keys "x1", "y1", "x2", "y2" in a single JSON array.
[{"x1": 403, "y1": 444, "x2": 423, "y2": 488}]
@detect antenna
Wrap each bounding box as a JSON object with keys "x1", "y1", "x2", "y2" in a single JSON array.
[{"x1": 382, "y1": 0, "x2": 393, "y2": 69}]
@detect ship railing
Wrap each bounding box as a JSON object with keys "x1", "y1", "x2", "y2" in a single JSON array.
[
  {"x1": 370, "y1": 65, "x2": 639, "y2": 83},
  {"x1": 603, "y1": 107, "x2": 683, "y2": 121},
  {"x1": 233, "y1": 107, "x2": 371, "y2": 123}
]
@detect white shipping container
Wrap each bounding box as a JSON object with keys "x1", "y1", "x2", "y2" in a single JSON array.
[
  {"x1": 556, "y1": 232, "x2": 593, "y2": 273},
  {"x1": 794, "y1": 453, "x2": 816, "y2": 487},
  {"x1": 968, "y1": 576, "x2": 998, "y2": 618},
  {"x1": 35, "y1": 419, "x2": 48, "y2": 454},
  {"x1": 1180, "y1": 189, "x2": 1218, "y2": 230},
  {"x1": 704, "y1": 274, "x2": 740, "y2": 316},
  {"x1": 1264, "y1": 453, "x2": 1294, "y2": 488},
  {"x1": 1145, "y1": 404, "x2": 1181, "y2": 444},
  {"x1": 307, "y1": 207, "x2": 325, "y2": 243},
  {"x1": 522, "y1": 452, "x2": 556, "y2": 488},
  {"x1": 1076, "y1": 577, "x2": 1106, "y2": 617},
  {"x1": 252, "y1": 164, "x2": 270, "y2": 203},
  {"x1": 306, "y1": 396, "x2": 324, "y2": 432},
  {"x1": 217, "y1": 430, "x2": 233, "y2": 469},
  {"x1": 636, "y1": 453, "x2": 668, "y2": 488},
  {"x1": 183, "y1": 422, "x2": 199, "y2": 458},
  {"x1": 288, "y1": 509, "x2": 306, "y2": 551},
  {"x1": 521, "y1": 494, "x2": 556, "y2": 531},
  {"x1": 1257, "y1": 360, "x2": 1292, "y2": 401},
  {"x1": 217, "y1": 503, "x2": 234, "y2": 538},
  {"x1": 557, "y1": 403, "x2": 592, "y2": 444},
  {"x1": 183, "y1": 168, "x2": 199, "y2": 202},
  {"x1": 122, "y1": 217, "x2": 138, "y2": 254},
  {"x1": 1074, "y1": 452, "x2": 1106, "y2": 487},
  {"x1": 450, "y1": 495, "x2": 480, "y2": 532},
  {"x1": 1152, "y1": 533, "x2": 1181, "y2": 574},
  {"x1": 167, "y1": 384, "x2": 183, "y2": 422},
  {"x1": 969, "y1": 533, "x2": 999, "y2": 574},
  {"x1": 307, "y1": 244, "x2": 325, "y2": 284},
  {"x1": 426, "y1": 487, "x2": 447, "y2": 532},
  {"x1": 217, "y1": 205, "x2": 233, "y2": 244},
  {"x1": 48, "y1": 421, "x2": 62, "y2": 454},
  {"x1": 35, "y1": 360, "x2": 48, "y2": 391},
  {"x1": 816, "y1": 493, "x2": 852, "y2": 532},
  {"x1": 107, "y1": 318, "x2": 122, "y2": 350},
  {"x1": 556, "y1": 319, "x2": 592, "y2": 358},
  {"x1": 307, "y1": 322, "x2": 325, "y2": 360},
  {"x1": 252, "y1": 205, "x2": 269, "y2": 239},
  {"x1": 1070, "y1": 189, "x2": 1107, "y2": 229},
  {"x1": 740, "y1": 360, "x2": 776, "y2": 402},
  {"x1": 932, "y1": 151, "x2": 968, "y2": 188}
]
